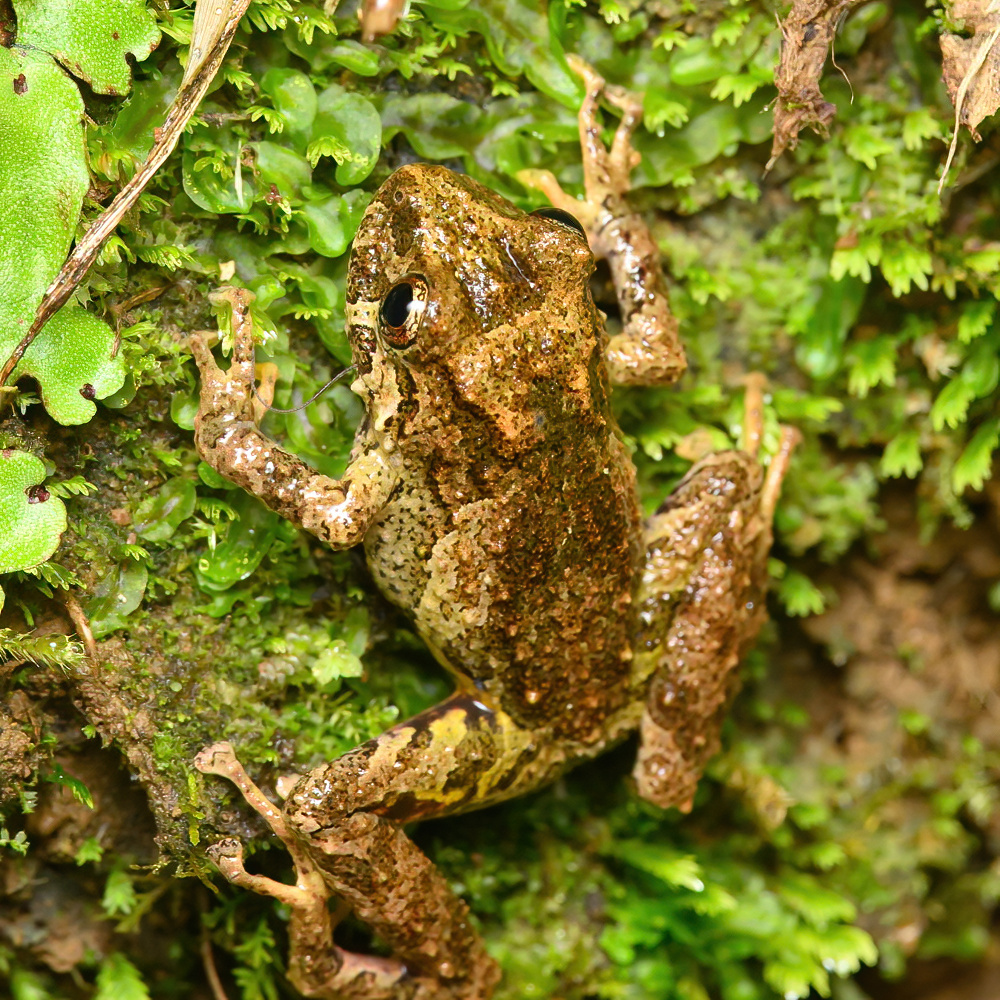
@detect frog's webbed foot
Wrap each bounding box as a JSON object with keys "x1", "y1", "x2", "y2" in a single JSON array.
[
  {"x1": 632, "y1": 380, "x2": 798, "y2": 811},
  {"x1": 519, "y1": 57, "x2": 685, "y2": 387},
  {"x1": 196, "y1": 727, "x2": 504, "y2": 1000},
  {"x1": 196, "y1": 743, "x2": 430, "y2": 1000}
]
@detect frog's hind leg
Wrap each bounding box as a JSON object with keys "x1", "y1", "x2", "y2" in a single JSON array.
[
  {"x1": 196, "y1": 743, "x2": 417, "y2": 1000},
  {"x1": 196, "y1": 693, "x2": 557, "y2": 999},
  {"x1": 519, "y1": 58, "x2": 685, "y2": 387},
  {"x1": 631, "y1": 379, "x2": 798, "y2": 812}
]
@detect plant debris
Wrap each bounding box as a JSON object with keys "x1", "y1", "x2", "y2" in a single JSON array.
[
  {"x1": 768, "y1": 0, "x2": 862, "y2": 170},
  {"x1": 939, "y1": 0, "x2": 1000, "y2": 190}
]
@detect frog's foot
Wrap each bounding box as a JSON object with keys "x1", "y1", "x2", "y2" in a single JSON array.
[
  {"x1": 515, "y1": 57, "x2": 639, "y2": 234},
  {"x1": 565, "y1": 54, "x2": 642, "y2": 211},
  {"x1": 521, "y1": 56, "x2": 686, "y2": 387},
  {"x1": 190, "y1": 286, "x2": 261, "y2": 433},
  {"x1": 196, "y1": 740, "x2": 500, "y2": 1000},
  {"x1": 632, "y1": 380, "x2": 798, "y2": 811},
  {"x1": 195, "y1": 743, "x2": 423, "y2": 1000}
]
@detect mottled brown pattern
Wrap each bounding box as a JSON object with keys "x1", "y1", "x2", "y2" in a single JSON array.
[{"x1": 193, "y1": 77, "x2": 795, "y2": 997}]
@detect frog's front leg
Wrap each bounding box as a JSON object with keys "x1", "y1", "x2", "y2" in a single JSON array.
[
  {"x1": 632, "y1": 377, "x2": 799, "y2": 811},
  {"x1": 519, "y1": 56, "x2": 685, "y2": 387},
  {"x1": 197, "y1": 695, "x2": 567, "y2": 999},
  {"x1": 191, "y1": 287, "x2": 396, "y2": 547}
]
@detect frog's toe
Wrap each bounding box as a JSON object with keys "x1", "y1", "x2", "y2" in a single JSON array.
[
  {"x1": 193, "y1": 741, "x2": 238, "y2": 776},
  {"x1": 206, "y1": 836, "x2": 244, "y2": 870},
  {"x1": 189, "y1": 331, "x2": 221, "y2": 376}
]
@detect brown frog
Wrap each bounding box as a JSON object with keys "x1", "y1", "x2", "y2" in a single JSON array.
[{"x1": 192, "y1": 60, "x2": 797, "y2": 1000}]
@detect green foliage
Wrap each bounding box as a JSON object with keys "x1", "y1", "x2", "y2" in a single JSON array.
[
  {"x1": 229, "y1": 916, "x2": 282, "y2": 1000},
  {"x1": 0, "y1": 0, "x2": 158, "y2": 598},
  {"x1": 43, "y1": 763, "x2": 93, "y2": 808},
  {"x1": 5, "y1": 0, "x2": 1000, "y2": 996},
  {"x1": 74, "y1": 836, "x2": 105, "y2": 865},
  {"x1": 0, "y1": 827, "x2": 29, "y2": 856},
  {"x1": 14, "y1": 0, "x2": 159, "y2": 95},
  {"x1": 0, "y1": 629, "x2": 84, "y2": 669},
  {"x1": 0, "y1": 453, "x2": 67, "y2": 607},
  {"x1": 102, "y1": 865, "x2": 138, "y2": 917},
  {"x1": 0, "y1": 41, "x2": 127, "y2": 425},
  {"x1": 94, "y1": 953, "x2": 151, "y2": 1000}
]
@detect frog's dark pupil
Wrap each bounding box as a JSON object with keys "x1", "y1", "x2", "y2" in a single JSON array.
[
  {"x1": 381, "y1": 282, "x2": 414, "y2": 328},
  {"x1": 532, "y1": 207, "x2": 586, "y2": 237}
]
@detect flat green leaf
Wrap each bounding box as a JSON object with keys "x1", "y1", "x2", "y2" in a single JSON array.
[
  {"x1": 310, "y1": 85, "x2": 381, "y2": 185},
  {"x1": 44, "y1": 763, "x2": 94, "y2": 808},
  {"x1": 300, "y1": 190, "x2": 370, "y2": 257},
  {"x1": 953, "y1": 417, "x2": 1000, "y2": 494},
  {"x1": 86, "y1": 560, "x2": 148, "y2": 638},
  {"x1": 132, "y1": 477, "x2": 198, "y2": 542},
  {"x1": 379, "y1": 92, "x2": 484, "y2": 161},
  {"x1": 0, "y1": 450, "x2": 67, "y2": 574},
  {"x1": 312, "y1": 640, "x2": 365, "y2": 685},
  {"x1": 182, "y1": 148, "x2": 254, "y2": 214},
  {"x1": 670, "y1": 37, "x2": 732, "y2": 87},
  {"x1": 777, "y1": 569, "x2": 826, "y2": 617},
  {"x1": 15, "y1": 0, "x2": 160, "y2": 96},
  {"x1": 254, "y1": 140, "x2": 313, "y2": 201},
  {"x1": 195, "y1": 493, "x2": 281, "y2": 592},
  {"x1": 96, "y1": 73, "x2": 175, "y2": 169},
  {"x1": 847, "y1": 336, "x2": 896, "y2": 397},
  {"x1": 95, "y1": 953, "x2": 151, "y2": 1000},
  {"x1": 0, "y1": 46, "x2": 125, "y2": 424},
  {"x1": 12, "y1": 306, "x2": 126, "y2": 424},
  {"x1": 881, "y1": 428, "x2": 923, "y2": 479},
  {"x1": 102, "y1": 868, "x2": 138, "y2": 917},
  {"x1": 606, "y1": 840, "x2": 707, "y2": 892},
  {"x1": 424, "y1": 0, "x2": 578, "y2": 105},
  {"x1": 790, "y1": 276, "x2": 867, "y2": 380},
  {"x1": 958, "y1": 299, "x2": 996, "y2": 344},
  {"x1": 260, "y1": 67, "x2": 317, "y2": 135},
  {"x1": 323, "y1": 40, "x2": 381, "y2": 77}
]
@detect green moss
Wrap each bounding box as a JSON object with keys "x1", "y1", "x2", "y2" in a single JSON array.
[{"x1": 4, "y1": 0, "x2": 1000, "y2": 996}]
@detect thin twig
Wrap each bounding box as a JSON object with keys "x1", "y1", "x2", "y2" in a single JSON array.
[
  {"x1": 200, "y1": 912, "x2": 232, "y2": 1000},
  {"x1": 59, "y1": 594, "x2": 99, "y2": 664}
]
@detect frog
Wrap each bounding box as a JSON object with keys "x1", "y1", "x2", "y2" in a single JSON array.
[{"x1": 192, "y1": 58, "x2": 797, "y2": 1000}]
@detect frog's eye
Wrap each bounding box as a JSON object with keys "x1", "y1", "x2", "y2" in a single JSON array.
[
  {"x1": 531, "y1": 207, "x2": 587, "y2": 238},
  {"x1": 379, "y1": 275, "x2": 428, "y2": 349}
]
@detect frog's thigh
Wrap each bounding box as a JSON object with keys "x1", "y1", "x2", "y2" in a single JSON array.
[
  {"x1": 631, "y1": 454, "x2": 768, "y2": 812},
  {"x1": 285, "y1": 694, "x2": 554, "y2": 996}
]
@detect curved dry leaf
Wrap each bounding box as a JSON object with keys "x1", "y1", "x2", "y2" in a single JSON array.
[
  {"x1": 939, "y1": 0, "x2": 1000, "y2": 191},
  {"x1": 941, "y1": 0, "x2": 1000, "y2": 139}
]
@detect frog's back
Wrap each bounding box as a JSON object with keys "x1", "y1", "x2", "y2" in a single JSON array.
[{"x1": 347, "y1": 164, "x2": 643, "y2": 743}]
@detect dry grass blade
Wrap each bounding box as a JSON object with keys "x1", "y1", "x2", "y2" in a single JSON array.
[{"x1": 0, "y1": 0, "x2": 253, "y2": 388}]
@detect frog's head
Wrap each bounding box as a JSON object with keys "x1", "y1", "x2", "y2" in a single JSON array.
[{"x1": 345, "y1": 164, "x2": 608, "y2": 454}]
